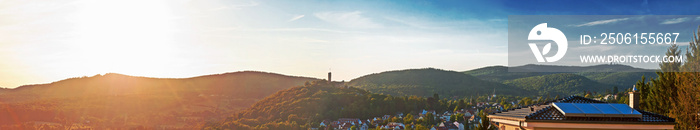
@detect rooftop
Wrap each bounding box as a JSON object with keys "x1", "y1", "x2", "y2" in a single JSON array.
[{"x1": 489, "y1": 96, "x2": 675, "y2": 124}]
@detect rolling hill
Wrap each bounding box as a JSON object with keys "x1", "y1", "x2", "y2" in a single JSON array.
[
  {"x1": 464, "y1": 64, "x2": 657, "y2": 87},
  {"x1": 207, "y1": 80, "x2": 437, "y2": 130},
  {"x1": 502, "y1": 73, "x2": 611, "y2": 96},
  {"x1": 462, "y1": 66, "x2": 553, "y2": 82},
  {"x1": 0, "y1": 71, "x2": 319, "y2": 129},
  {"x1": 6, "y1": 71, "x2": 319, "y2": 100},
  {"x1": 348, "y1": 68, "x2": 530, "y2": 97},
  {"x1": 346, "y1": 65, "x2": 654, "y2": 99}
]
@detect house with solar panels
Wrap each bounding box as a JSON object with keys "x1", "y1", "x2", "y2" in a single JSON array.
[{"x1": 488, "y1": 86, "x2": 675, "y2": 130}]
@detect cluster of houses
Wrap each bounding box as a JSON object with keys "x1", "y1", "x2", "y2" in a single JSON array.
[
  {"x1": 315, "y1": 107, "x2": 491, "y2": 130},
  {"x1": 319, "y1": 118, "x2": 370, "y2": 130}
]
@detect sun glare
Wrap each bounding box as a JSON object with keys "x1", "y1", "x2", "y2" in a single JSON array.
[{"x1": 66, "y1": 0, "x2": 184, "y2": 77}]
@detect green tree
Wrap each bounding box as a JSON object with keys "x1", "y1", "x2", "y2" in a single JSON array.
[
  {"x1": 391, "y1": 116, "x2": 402, "y2": 123},
  {"x1": 519, "y1": 97, "x2": 532, "y2": 106},
  {"x1": 415, "y1": 124, "x2": 428, "y2": 130},
  {"x1": 403, "y1": 113, "x2": 414, "y2": 125},
  {"x1": 415, "y1": 117, "x2": 424, "y2": 126},
  {"x1": 424, "y1": 112, "x2": 435, "y2": 127},
  {"x1": 475, "y1": 110, "x2": 494, "y2": 130},
  {"x1": 645, "y1": 43, "x2": 681, "y2": 116},
  {"x1": 635, "y1": 26, "x2": 700, "y2": 129},
  {"x1": 454, "y1": 99, "x2": 466, "y2": 112},
  {"x1": 671, "y1": 26, "x2": 700, "y2": 129},
  {"x1": 455, "y1": 113, "x2": 465, "y2": 124},
  {"x1": 499, "y1": 100, "x2": 507, "y2": 108}
]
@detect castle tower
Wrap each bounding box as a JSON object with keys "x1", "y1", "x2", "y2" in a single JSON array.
[{"x1": 327, "y1": 72, "x2": 331, "y2": 82}]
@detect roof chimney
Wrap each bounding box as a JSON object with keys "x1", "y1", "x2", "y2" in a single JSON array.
[{"x1": 628, "y1": 85, "x2": 640, "y2": 109}]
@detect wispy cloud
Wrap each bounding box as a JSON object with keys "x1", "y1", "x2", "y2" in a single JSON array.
[
  {"x1": 287, "y1": 15, "x2": 305, "y2": 22},
  {"x1": 572, "y1": 18, "x2": 630, "y2": 27},
  {"x1": 384, "y1": 17, "x2": 432, "y2": 29},
  {"x1": 254, "y1": 28, "x2": 361, "y2": 33},
  {"x1": 661, "y1": 17, "x2": 689, "y2": 25},
  {"x1": 314, "y1": 11, "x2": 382, "y2": 29}
]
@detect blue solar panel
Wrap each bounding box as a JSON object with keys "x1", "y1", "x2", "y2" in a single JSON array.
[
  {"x1": 552, "y1": 103, "x2": 586, "y2": 117},
  {"x1": 609, "y1": 104, "x2": 642, "y2": 117},
  {"x1": 552, "y1": 103, "x2": 642, "y2": 118},
  {"x1": 591, "y1": 103, "x2": 624, "y2": 117},
  {"x1": 573, "y1": 103, "x2": 604, "y2": 117},
  {"x1": 552, "y1": 103, "x2": 583, "y2": 116}
]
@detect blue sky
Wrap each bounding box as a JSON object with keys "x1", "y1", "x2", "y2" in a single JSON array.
[{"x1": 0, "y1": 0, "x2": 699, "y2": 88}]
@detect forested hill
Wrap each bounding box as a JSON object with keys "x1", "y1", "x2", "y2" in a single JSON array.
[
  {"x1": 207, "y1": 81, "x2": 435, "y2": 129},
  {"x1": 348, "y1": 68, "x2": 530, "y2": 97},
  {"x1": 0, "y1": 71, "x2": 320, "y2": 129},
  {"x1": 503, "y1": 73, "x2": 611, "y2": 96},
  {"x1": 464, "y1": 64, "x2": 657, "y2": 87},
  {"x1": 5, "y1": 71, "x2": 319, "y2": 100},
  {"x1": 348, "y1": 65, "x2": 654, "y2": 98}
]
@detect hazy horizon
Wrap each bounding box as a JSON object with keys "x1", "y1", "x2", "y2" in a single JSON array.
[
  {"x1": 1, "y1": 63, "x2": 662, "y2": 89},
  {"x1": 2, "y1": 65, "x2": 507, "y2": 88}
]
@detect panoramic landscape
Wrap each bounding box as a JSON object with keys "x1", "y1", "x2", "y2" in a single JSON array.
[
  {"x1": 1, "y1": 0, "x2": 700, "y2": 130},
  {"x1": 2, "y1": 63, "x2": 697, "y2": 129}
]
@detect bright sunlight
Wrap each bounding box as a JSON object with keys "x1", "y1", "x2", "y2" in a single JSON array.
[{"x1": 66, "y1": 0, "x2": 185, "y2": 77}]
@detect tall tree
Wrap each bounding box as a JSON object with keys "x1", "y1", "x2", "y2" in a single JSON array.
[
  {"x1": 425, "y1": 112, "x2": 435, "y2": 127},
  {"x1": 455, "y1": 99, "x2": 466, "y2": 111},
  {"x1": 648, "y1": 44, "x2": 681, "y2": 115},
  {"x1": 672, "y1": 26, "x2": 700, "y2": 129},
  {"x1": 403, "y1": 113, "x2": 414, "y2": 125},
  {"x1": 639, "y1": 26, "x2": 700, "y2": 129},
  {"x1": 475, "y1": 110, "x2": 494, "y2": 130}
]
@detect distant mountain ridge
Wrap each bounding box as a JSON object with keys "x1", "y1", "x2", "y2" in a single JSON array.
[
  {"x1": 348, "y1": 68, "x2": 530, "y2": 97},
  {"x1": 5, "y1": 71, "x2": 320, "y2": 100},
  {"x1": 347, "y1": 64, "x2": 655, "y2": 98},
  {"x1": 509, "y1": 64, "x2": 656, "y2": 72},
  {"x1": 465, "y1": 64, "x2": 657, "y2": 87},
  {"x1": 3, "y1": 64, "x2": 655, "y2": 99},
  {"x1": 503, "y1": 73, "x2": 611, "y2": 96}
]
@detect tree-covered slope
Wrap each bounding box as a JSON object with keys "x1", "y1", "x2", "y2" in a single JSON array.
[
  {"x1": 207, "y1": 81, "x2": 432, "y2": 129},
  {"x1": 464, "y1": 64, "x2": 657, "y2": 87},
  {"x1": 348, "y1": 68, "x2": 530, "y2": 97},
  {"x1": 6, "y1": 71, "x2": 318, "y2": 100},
  {"x1": 463, "y1": 66, "x2": 553, "y2": 82},
  {"x1": 502, "y1": 73, "x2": 611, "y2": 96},
  {"x1": 0, "y1": 71, "x2": 319, "y2": 129},
  {"x1": 576, "y1": 72, "x2": 656, "y2": 87}
]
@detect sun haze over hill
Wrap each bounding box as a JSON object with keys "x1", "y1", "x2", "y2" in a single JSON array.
[{"x1": 0, "y1": 71, "x2": 318, "y2": 129}]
